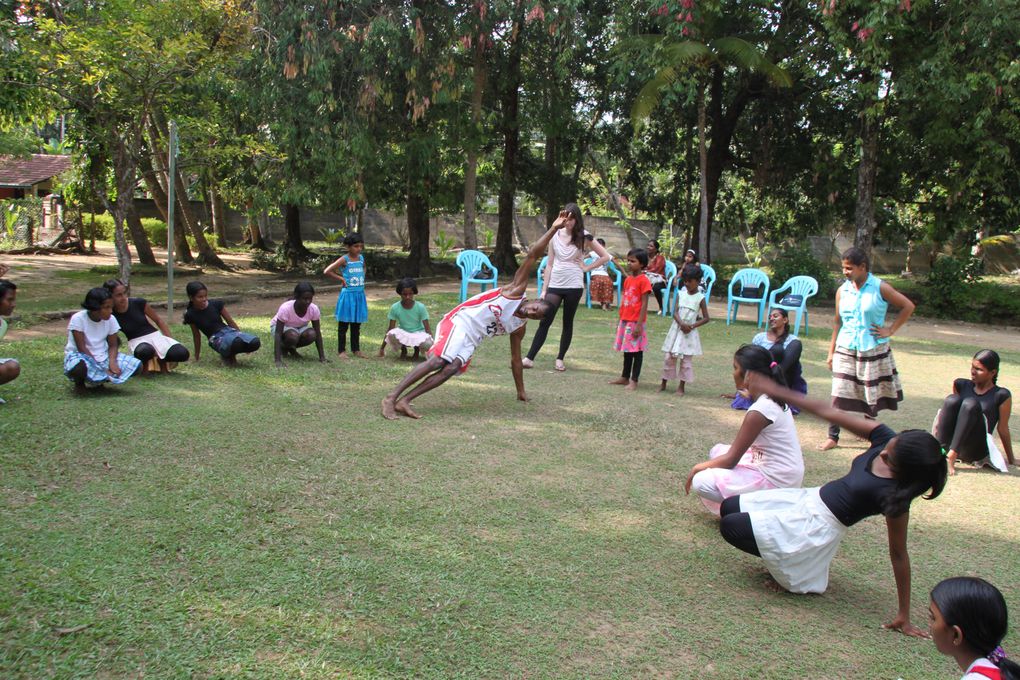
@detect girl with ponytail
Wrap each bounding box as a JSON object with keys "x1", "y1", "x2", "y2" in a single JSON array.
[
  {"x1": 684, "y1": 344, "x2": 804, "y2": 515},
  {"x1": 930, "y1": 576, "x2": 1019, "y2": 679},
  {"x1": 717, "y1": 374, "x2": 947, "y2": 636}
]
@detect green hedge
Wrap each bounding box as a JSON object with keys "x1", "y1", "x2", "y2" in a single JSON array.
[{"x1": 83, "y1": 213, "x2": 217, "y2": 250}]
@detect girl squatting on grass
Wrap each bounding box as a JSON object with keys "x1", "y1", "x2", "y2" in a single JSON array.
[
  {"x1": 271, "y1": 282, "x2": 328, "y2": 367},
  {"x1": 183, "y1": 281, "x2": 261, "y2": 366},
  {"x1": 379, "y1": 277, "x2": 433, "y2": 361},
  {"x1": 0, "y1": 279, "x2": 20, "y2": 403},
  {"x1": 609, "y1": 248, "x2": 652, "y2": 391},
  {"x1": 63, "y1": 287, "x2": 142, "y2": 392},
  {"x1": 324, "y1": 233, "x2": 369, "y2": 359},
  {"x1": 104, "y1": 278, "x2": 189, "y2": 374},
  {"x1": 718, "y1": 374, "x2": 946, "y2": 636}
]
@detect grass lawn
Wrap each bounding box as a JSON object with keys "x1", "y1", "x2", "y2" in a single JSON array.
[{"x1": 1, "y1": 292, "x2": 1018, "y2": 678}]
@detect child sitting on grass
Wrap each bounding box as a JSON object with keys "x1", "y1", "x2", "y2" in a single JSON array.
[
  {"x1": 64, "y1": 287, "x2": 142, "y2": 393},
  {"x1": 378, "y1": 277, "x2": 432, "y2": 361}
]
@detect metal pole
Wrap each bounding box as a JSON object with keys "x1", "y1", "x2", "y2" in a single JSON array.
[{"x1": 167, "y1": 121, "x2": 178, "y2": 314}]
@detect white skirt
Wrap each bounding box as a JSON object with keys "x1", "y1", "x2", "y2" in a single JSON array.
[
  {"x1": 743, "y1": 487, "x2": 848, "y2": 594},
  {"x1": 386, "y1": 327, "x2": 434, "y2": 351},
  {"x1": 127, "y1": 331, "x2": 181, "y2": 359},
  {"x1": 661, "y1": 322, "x2": 702, "y2": 356}
]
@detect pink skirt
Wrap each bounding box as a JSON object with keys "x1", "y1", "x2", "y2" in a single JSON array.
[
  {"x1": 613, "y1": 320, "x2": 648, "y2": 353},
  {"x1": 693, "y1": 444, "x2": 777, "y2": 515}
]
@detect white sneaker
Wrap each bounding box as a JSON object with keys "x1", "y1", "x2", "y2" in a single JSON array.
[{"x1": 521, "y1": 358, "x2": 534, "y2": 368}]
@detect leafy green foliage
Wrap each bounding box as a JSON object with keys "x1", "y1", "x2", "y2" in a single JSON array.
[
  {"x1": 432, "y1": 230, "x2": 456, "y2": 257},
  {"x1": 770, "y1": 245, "x2": 839, "y2": 300},
  {"x1": 921, "y1": 254, "x2": 985, "y2": 319}
]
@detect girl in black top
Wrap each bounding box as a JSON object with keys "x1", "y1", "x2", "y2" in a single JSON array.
[
  {"x1": 103, "y1": 280, "x2": 189, "y2": 373},
  {"x1": 935, "y1": 349, "x2": 1014, "y2": 475},
  {"x1": 719, "y1": 374, "x2": 947, "y2": 638},
  {"x1": 182, "y1": 281, "x2": 260, "y2": 366}
]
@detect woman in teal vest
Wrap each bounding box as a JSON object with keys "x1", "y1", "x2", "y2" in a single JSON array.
[{"x1": 819, "y1": 247, "x2": 915, "y2": 450}]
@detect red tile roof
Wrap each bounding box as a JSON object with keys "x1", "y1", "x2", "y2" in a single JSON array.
[{"x1": 0, "y1": 154, "x2": 73, "y2": 188}]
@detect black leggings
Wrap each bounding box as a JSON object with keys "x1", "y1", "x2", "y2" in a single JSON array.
[
  {"x1": 719, "y1": 496, "x2": 761, "y2": 557},
  {"x1": 936, "y1": 394, "x2": 990, "y2": 463},
  {"x1": 526, "y1": 287, "x2": 583, "y2": 361},
  {"x1": 651, "y1": 281, "x2": 666, "y2": 311},
  {"x1": 621, "y1": 351, "x2": 643, "y2": 382},
  {"x1": 134, "y1": 342, "x2": 190, "y2": 363},
  {"x1": 226, "y1": 335, "x2": 260, "y2": 358},
  {"x1": 338, "y1": 322, "x2": 361, "y2": 353}
]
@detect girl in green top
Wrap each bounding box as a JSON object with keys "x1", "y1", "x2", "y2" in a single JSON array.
[{"x1": 379, "y1": 277, "x2": 433, "y2": 361}]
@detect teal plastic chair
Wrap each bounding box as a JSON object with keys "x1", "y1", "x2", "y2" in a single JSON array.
[
  {"x1": 584, "y1": 258, "x2": 623, "y2": 308},
  {"x1": 658, "y1": 260, "x2": 679, "y2": 316},
  {"x1": 767, "y1": 275, "x2": 819, "y2": 336},
  {"x1": 670, "y1": 263, "x2": 717, "y2": 315},
  {"x1": 455, "y1": 250, "x2": 498, "y2": 303},
  {"x1": 536, "y1": 256, "x2": 548, "y2": 293},
  {"x1": 727, "y1": 268, "x2": 770, "y2": 328}
]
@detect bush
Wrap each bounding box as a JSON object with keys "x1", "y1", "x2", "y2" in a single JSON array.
[
  {"x1": 83, "y1": 213, "x2": 168, "y2": 246},
  {"x1": 770, "y1": 245, "x2": 839, "y2": 300},
  {"x1": 921, "y1": 254, "x2": 985, "y2": 319}
]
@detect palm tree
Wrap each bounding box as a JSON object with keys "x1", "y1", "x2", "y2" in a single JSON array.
[{"x1": 631, "y1": 34, "x2": 792, "y2": 260}]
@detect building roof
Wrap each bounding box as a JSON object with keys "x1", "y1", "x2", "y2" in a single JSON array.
[{"x1": 0, "y1": 154, "x2": 73, "y2": 189}]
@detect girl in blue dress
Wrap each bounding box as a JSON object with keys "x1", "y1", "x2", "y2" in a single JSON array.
[{"x1": 324, "y1": 233, "x2": 369, "y2": 358}]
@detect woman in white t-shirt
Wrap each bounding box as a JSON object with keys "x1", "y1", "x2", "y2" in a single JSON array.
[
  {"x1": 63, "y1": 287, "x2": 142, "y2": 392},
  {"x1": 685, "y1": 344, "x2": 804, "y2": 514},
  {"x1": 521, "y1": 203, "x2": 611, "y2": 372}
]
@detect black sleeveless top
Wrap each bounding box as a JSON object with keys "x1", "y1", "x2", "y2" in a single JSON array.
[
  {"x1": 954, "y1": 379, "x2": 1011, "y2": 433},
  {"x1": 819, "y1": 425, "x2": 899, "y2": 527}
]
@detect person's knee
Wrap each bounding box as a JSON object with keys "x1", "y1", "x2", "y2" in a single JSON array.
[
  {"x1": 719, "y1": 495, "x2": 742, "y2": 517},
  {"x1": 134, "y1": 343, "x2": 156, "y2": 362},
  {"x1": 298, "y1": 329, "x2": 316, "y2": 346},
  {"x1": 0, "y1": 360, "x2": 20, "y2": 383},
  {"x1": 67, "y1": 360, "x2": 87, "y2": 381},
  {"x1": 959, "y1": 396, "x2": 980, "y2": 414},
  {"x1": 281, "y1": 330, "x2": 299, "y2": 347},
  {"x1": 246, "y1": 336, "x2": 261, "y2": 352},
  {"x1": 690, "y1": 471, "x2": 722, "y2": 503},
  {"x1": 166, "y1": 344, "x2": 190, "y2": 362},
  {"x1": 942, "y1": 393, "x2": 962, "y2": 410},
  {"x1": 440, "y1": 361, "x2": 461, "y2": 379}
]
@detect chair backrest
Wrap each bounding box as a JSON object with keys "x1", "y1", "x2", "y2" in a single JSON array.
[
  {"x1": 606, "y1": 259, "x2": 622, "y2": 281},
  {"x1": 700, "y1": 263, "x2": 716, "y2": 299},
  {"x1": 455, "y1": 249, "x2": 492, "y2": 277},
  {"x1": 664, "y1": 260, "x2": 678, "y2": 282},
  {"x1": 781, "y1": 275, "x2": 819, "y2": 298},
  {"x1": 536, "y1": 256, "x2": 548, "y2": 289},
  {"x1": 728, "y1": 268, "x2": 769, "y2": 298}
]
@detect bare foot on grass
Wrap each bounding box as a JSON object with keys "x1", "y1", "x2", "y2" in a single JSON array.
[
  {"x1": 608, "y1": 377, "x2": 629, "y2": 385},
  {"x1": 381, "y1": 397, "x2": 399, "y2": 420},
  {"x1": 675, "y1": 388, "x2": 685, "y2": 396},
  {"x1": 353, "y1": 351, "x2": 369, "y2": 359},
  {"x1": 818, "y1": 438, "x2": 838, "y2": 451},
  {"x1": 338, "y1": 351, "x2": 350, "y2": 360},
  {"x1": 659, "y1": 381, "x2": 667, "y2": 392},
  {"x1": 395, "y1": 400, "x2": 421, "y2": 419},
  {"x1": 625, "y1": 380, "x2": 638, "y2": 391}
]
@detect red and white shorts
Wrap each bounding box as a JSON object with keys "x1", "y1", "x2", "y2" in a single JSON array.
[{"x1": 428, "y1": 318, "x2": 478, "y2": 373}]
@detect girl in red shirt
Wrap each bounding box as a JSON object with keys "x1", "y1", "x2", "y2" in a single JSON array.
[{"x1": 609, "y1": 248, "x2": 652, "y2": 391}]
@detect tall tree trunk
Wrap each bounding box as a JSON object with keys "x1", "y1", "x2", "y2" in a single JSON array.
[
  {"x1": 103, "y1": 135, "x2": 137, "y2": 283},
  {"x1": 462, "y1": 39, "x2": 486, "y2": 251},
  {"x1": 125, "y1": 201, "x2": 157, "y2": 265},
  {"x1": 283, "y1": 202, "x2": 311, "y2": 265},
  {"x1": 696, "y1": 80, "x2": 709, "y2": 261},
  {"x1": 543, "y1": 133, "x2": 560, "y2": 227},
  {"x1": 493, "y1": 8, "x2": 524, "y2": 274},
  {"x1": 210, "y1": 182, "x2": 228, "y2": 247},
  {"x1": 244, "y1": 200, "x2": 268, "y2": 250},
  {"x1": 854, "y1": 77, "x2": 881, "y2": 261},
  {"x1": 587, "y1": 150, "x2": 634, "y2": 247},
  {"x1": 171, "y1": 166, "x2": 225, "y2": 268},
  {"x1": 406, "y1": 191, "x2": 431, "y2": 277},
  {"x1": 140, "y1": 144, "x2": 193, "y2": 262}
]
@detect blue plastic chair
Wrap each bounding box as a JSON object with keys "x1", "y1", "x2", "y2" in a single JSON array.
[
  {"x1": 535, "y1": 256, "x2": 548, "y2": 293},
  {"x1": 767, "y1": 275, "x2": 819, "y2": 336},
  {"x1": 670, "y1": 262, "x2": 717, "y2": 315},
  {"x1": 584, "y1": 257, "x2": 623, "y2": 308},
  {"x1": 658, "y1": 260, "x2": 679, "y2": 316},
  {"x1": 455, "y1": 250, "x2": 499, "y2": 303},
  {"x1": 727, "y1": 268, "x2": 771, "y2": 328}
]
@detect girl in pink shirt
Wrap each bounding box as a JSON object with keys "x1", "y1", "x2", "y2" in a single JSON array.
[{"x1": 271, "y1": 282, "x2": 327, "y2": 367}]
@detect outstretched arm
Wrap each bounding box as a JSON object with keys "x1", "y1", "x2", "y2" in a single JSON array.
[
  {"x1": 882, "y1": 512, "x2": 929, "y2": 638},
  {"x1": 509, "y1": 325, "x2": 527, "y2": 402},
  {"x1": 744, "y1": 372, "x2": 881, "y2": 440},
  {"x1": 998, "y1": 397, "x2": 1014, "y2": 465},
  {"x1": 505, "y1": 217, "x2": 568, "y2": 295}
]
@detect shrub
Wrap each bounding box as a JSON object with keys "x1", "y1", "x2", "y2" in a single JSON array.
[
  {"x1": 83, "y1": 213, "x2": 168, "y2": 246},
  {"x1": 921, "y1": 254, "x2": 984, "y2": 319},
  {"x1": 770, "y1": 245, "x2": 839, "y2": 300}
]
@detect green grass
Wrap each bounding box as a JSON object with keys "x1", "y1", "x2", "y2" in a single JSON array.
[{"x1": 1, "y1": 295, "x2": 1018, "y2": 678}]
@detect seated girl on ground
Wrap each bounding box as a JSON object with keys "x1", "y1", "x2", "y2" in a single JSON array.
[
  {"x1": 271, "y1": 282, "x2": 327, "y2": 367},
  {"x1": 64, "y1": 287, "x2": 142, "y2": 392},
  {"x1": 685, "y1": 344, "x2": 803, "y2": 514},
  {"x1": 718, "y1": 373, "x2": 946, "y2": 637},
  {"x1": 183, "y1": 281, "x2": 261, "y2": 366},
  {"x1": 0, "y1": 279, "x2": 20, "y2": 402},
  {"x1": 104, "y1": 279, "x2": 189, "y2": 374},
  {"x1": 379, "y1": 277, "x2": 432, "y2": 361}
]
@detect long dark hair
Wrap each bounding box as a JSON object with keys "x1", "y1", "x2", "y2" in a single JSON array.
[
  {"x1": 560, "y1": 202, "x2": 585, "y2": 251},
  {"x1": 931, "y1": 577, "x2": 1020, "y2": 680},
  {"x1": 975, "y1": 349, "x2": 1001, "y2": 384},
  {"x1": 770, "y1": 308, "x2": 791, "y2": 344},
  {"x1": 734, "y1": 344, "x2": 789, "y2": 409},
  {"x1": 102, "y1": 278, "x2": 127, "y2": 295},
  {"x1": 185, "y1": 281, "x2": 208, "y2": 309},
  {"x1": 881, "y1": 429, "x2": 947, "y2": 517}
]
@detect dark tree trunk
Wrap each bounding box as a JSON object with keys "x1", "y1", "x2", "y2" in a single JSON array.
[
  {"x1": 406, "y1": 191, "x2": 431, "y2": 277},
  {"x1": 493, "y1": 8, "x2": 524, "y2": 274},
  {"x1": 544, "y1": 133, "x2": 561, "y2": 228},
  {"x1": 125, "y1": 201, "x2": 157, "y2": 265},
  {"x1": 462, "y1": 38, "x2": 487, "y2": 251},
  {"x1": 244, "y1": 200, "x2": 269, "y2": 250},
  {"x1": 171, "y1": 166, "x2": 225, "y2": 268},
  {"x1": 283, "y1": 203, "x2": 311, "y2": 267},
  {"x1": 210, "y1": 183, "x2": 228, "y2": 247},
  {"x1": 854, "y1": 76, "x2": 881, "y2": 261},
  {"x1": 139, "y1": 146, "x2": 193, "y2": 263}
]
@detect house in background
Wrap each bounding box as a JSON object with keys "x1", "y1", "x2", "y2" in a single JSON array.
[{"x1": 0, "y1": 154, "x2": 72, "y2": 199}]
